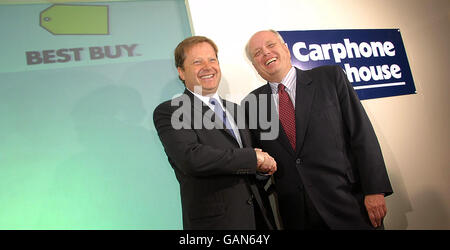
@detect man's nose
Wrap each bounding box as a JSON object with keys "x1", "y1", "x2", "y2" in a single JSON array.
[
  {"x1": 200, "y1": 64, "x2": 215, "y2": 73},
  {"x1": 202, "y1": 61, "x2": 215, "y2": 70},
  {"x1": 262, "y1": 47, "x2": 271, "y2": 56}
]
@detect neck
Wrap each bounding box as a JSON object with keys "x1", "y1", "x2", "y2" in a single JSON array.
[
  {"x1": 267, "y1": 66, "x2": 292, "y2": 83},
  {"x1": 187, "y1": 85, "x2": 216, "y2": 97}
]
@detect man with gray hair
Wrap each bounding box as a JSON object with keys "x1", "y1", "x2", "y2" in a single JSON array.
[{"x1": 242, "y1": 29, "x2": 393, "y2": 229}]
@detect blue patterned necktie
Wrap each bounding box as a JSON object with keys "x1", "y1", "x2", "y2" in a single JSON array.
[{"x1": 209, "y1": 98, "x2": 237, "y2": 139}]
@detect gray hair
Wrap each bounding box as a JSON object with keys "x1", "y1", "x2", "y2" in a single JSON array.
[{"x1": 245, "y1": 29, "x2": 286, "y2": 62}]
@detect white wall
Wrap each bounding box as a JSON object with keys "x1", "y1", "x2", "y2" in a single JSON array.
[{"x1": 186, "y1": 0, "x2": 450, "y2": 229}]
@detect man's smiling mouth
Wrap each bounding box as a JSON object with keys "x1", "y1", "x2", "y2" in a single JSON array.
[
  {"x1": 200, "y1": 74, "x2": 214, "y2": 79},
  {"x1": 265, "y1": 57, "x2": 277, "y2": 65}
]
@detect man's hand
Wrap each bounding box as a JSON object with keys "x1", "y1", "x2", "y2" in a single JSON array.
[
  {"x1": 364, "y1": 193, "x2": 387, "y2": 228},
  {"x1": 255, "y1": 148, "x2": 277, "y2": 175}
]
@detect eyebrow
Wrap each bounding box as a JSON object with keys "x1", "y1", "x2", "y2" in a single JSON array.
[
  {"x1": 252, "y1": 40, "x2": 276, "y2": 53},
  {"x1": 252, "y1": 48, "x2": 262, "y2": 56}
]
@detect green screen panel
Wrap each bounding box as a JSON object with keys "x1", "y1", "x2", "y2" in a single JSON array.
[{"x1": 0, "y1": 0, "x2": 190, "y2": 229}]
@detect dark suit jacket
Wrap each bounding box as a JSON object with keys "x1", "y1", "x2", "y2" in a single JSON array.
[
  {"x1": 153, "y1": 89, "x2": 273, "y2": 230},
  {"x1": 243, "y1": 65, "x2": 393, "y2": 229}
]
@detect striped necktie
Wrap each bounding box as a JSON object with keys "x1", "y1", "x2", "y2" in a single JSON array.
[{"x1": 209, "y1": 98, "x2": 237, "y2": 139}]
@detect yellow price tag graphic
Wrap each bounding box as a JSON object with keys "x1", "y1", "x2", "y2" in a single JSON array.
[{"x1": 40, "y1": 4, "x2": 109, "y2": 35}]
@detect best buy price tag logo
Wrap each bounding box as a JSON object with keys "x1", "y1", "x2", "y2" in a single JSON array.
[
  {"x1": 40, "y1": 4, "x2": 109, "y2": 35},
  {"x1": 24, "y1": 4, "x2": 144, "y2": 67}
]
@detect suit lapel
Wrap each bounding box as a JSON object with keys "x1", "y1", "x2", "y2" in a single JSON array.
[
  {"x1": 222, "y1": 99, "x2": 245, "y2": 147},
  {"x1": 223, "y1": 99, "x2": 252, "y2": 148},
  {"x1": 184, "y1": 89, "x2": 210, "y2": 128},
  {"x1": 185, "y1": 89, "x2": 240, "y2": 146},
  {"x1": 238, "y1": 125, "x2": 252, "y2": 148},
  {"x1": 294, "y1": 68, "x2": 315, "y2": 156}
]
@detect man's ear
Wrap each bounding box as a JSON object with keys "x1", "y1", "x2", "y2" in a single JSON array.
[
  {"x1": 284, "y1": 43, "x2": 291, "y2": 57},
  {"x1": 177, "y1": 67, "x2": 185, "y2": 81}
]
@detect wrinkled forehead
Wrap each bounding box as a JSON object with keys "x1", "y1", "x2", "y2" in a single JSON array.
[
  {"x1": 249, "y1": 31, "x2": 280, "y2": 48},
  {"x1": 185, "y1": 42, "x2": 217, "y2": 57}
]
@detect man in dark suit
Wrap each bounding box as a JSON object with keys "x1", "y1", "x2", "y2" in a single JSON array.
[
  {"x1": 153, "y1": 36, "x2": 276, "y2": 230},
  {"x1": 242, "y1": 30, "x2": 393, "y2": 230}
]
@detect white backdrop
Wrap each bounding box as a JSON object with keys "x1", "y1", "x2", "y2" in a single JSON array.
[{"x1": 186, "y1": 0, "x2": 450, "y2": 229}]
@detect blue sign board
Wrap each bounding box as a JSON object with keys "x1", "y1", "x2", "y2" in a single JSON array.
[{"x1": 278, "y1": 29, "x2": 416, "y2": 100}]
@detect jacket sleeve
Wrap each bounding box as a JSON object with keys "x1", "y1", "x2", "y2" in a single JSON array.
[
  {"x1": 153, "y1": 101, "x2": 257, "y2": 177},
  {"x1": 334, "y1": 66, "x2": 393, "y2": 196}
]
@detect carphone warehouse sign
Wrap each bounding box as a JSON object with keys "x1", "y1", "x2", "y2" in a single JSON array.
[{"x1": 279, "y1": 29, "x2": 416, "y2": 100}]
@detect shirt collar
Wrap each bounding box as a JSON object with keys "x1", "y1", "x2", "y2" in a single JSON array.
[
  {"x1": 268, "y1": 66, "x2": 296, "y2": 94},
  {"x1": 186, "y1": 88, "x2": 221, "y2": 109}
]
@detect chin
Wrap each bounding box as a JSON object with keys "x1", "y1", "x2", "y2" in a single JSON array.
[{"x1": 203, "y1": 83, "x2": 218, "y2": 90}]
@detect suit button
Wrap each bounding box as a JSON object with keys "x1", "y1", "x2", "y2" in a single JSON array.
[
  {"x1": 247, "y1": 198, "x2": 253, "y2": 205},
  {"x1": 296, "y1": 158, "x2": 302, "y2": 165}
]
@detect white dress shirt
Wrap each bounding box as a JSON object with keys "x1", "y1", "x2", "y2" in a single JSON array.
[
  {"x1": 268, "y1": 67, "x2": 297, "y2": 113},
  {"x1": 187, "y1": 89, "x2": 243, "y2": 148}
]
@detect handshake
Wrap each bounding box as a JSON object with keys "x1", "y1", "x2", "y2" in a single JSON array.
[{"x1": 255, "y1": 148, "x2": 277, "y2": 175}]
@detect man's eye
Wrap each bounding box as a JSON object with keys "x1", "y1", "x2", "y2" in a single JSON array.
[
  {"x1": 268, "y1": 43, "x2": 275, "y2": 48},
  {"x1": 254, "y1": 51, "x2": 261, "y2": 57}
]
